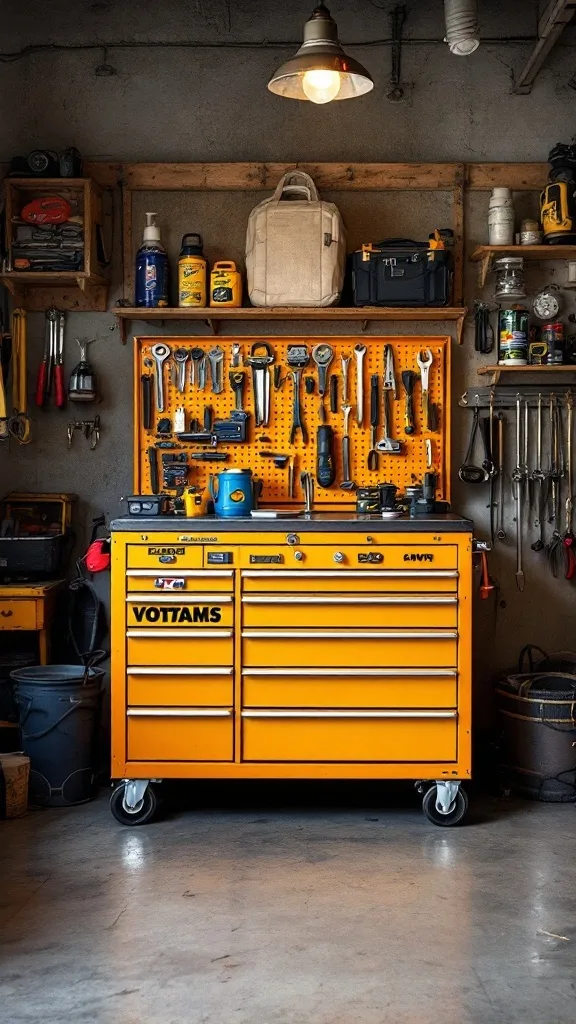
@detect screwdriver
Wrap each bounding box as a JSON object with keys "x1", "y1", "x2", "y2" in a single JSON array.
[
  {"x1": 368, "y1": 374, "x2": 379, "y2": 470},
  {"x1": 402, "y1": 370, "x2": 417, "y2": 435}
]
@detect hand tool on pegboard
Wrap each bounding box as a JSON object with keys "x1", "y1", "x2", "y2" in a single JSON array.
[
  {"x1": 496, "y1": 412, "x2": 507, "y2": 542},
  {"x1": 459, "y1": 406, "x2": 489, "y2": 484},
  {"x1": 151, "y1": 343, "x2": 170, "y2": 412},
  {"x1": 312, "y1": 343, "x2": 333, "y2": 397},
  {"x1": 354, "y1": 344, "x2": 366, "y2": 427},
  {"x1": 512, "y1": 394, "x2": 526, "y2": 592},
  {"x1": 229, "y1": 371, "x2": 246, "y2": 411},
  {"x1": 367, "y1": 374, "x2": 379, "y2": 471},
  {"x1": 316, "y1": 423, "x2": 335, "y2": 488},
  {"x1": 401, "y1": 370, "x2": 416, "y2": 436},
  {"x1": 340, "y1": 405, "x2": 355, "y2": 490},
  {"x1": 36, "y1": 307, "x2": 64, "y2": 408},
  {"x1": 246, "y1": 342, "x2": 274, "y2": 426},
  {"x1": 174, "y1": 348, "x2": 189, "y2": 393},
  {"x1": 208, "y1": 346, "x2": 224, "y2": 394},
  {"x1": 417, "y1": 348, "x2": 434, "y2": 431},
  {"x1": 190, "y1": 347, "x2": 206, "y2": 389},
  {"x1": 562, "y1": 391, "x2": 576, "y2": 579}
]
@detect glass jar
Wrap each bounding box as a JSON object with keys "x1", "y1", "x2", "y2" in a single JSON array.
[{"x1": 494, "y1": 257, "x2": 526, "y2": 300}]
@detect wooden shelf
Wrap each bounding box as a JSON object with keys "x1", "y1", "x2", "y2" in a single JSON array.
[
  {"x1": 470, "y1": 244, "x2": 576, "y2": 288},
  {"x1": 477, "y1": 364, "x2": 576, "y2": 385},
  {"x1": 114, "y1": 305, "x2": 468, "y2": 344}
]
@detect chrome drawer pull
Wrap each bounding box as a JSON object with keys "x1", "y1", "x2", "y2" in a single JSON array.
[
  {"x1": 241, "y1": 630, "x2": 457, "y2": 639},
  {"x1": 241, "y1": 595, "x2": 456, "y2": 605},
  {"x1": 127, "y1": 594, "x2": 232, "y2": 603},
  {"x1": 127, "y1": 569, "x2": 233, "y2": 577},
  {"x1": 128, "y1": 666, "x2": 233, "y2": 676},
  {"x1": 128, "y1": 707, "x2": 232, "y2": 718},
  {"x1": 241, "y1": 709, "x2": 457, "y2": 719},
  {"x1": 241, "y1": 570, "x2": 458, "y2": 579},
  {"x1": 127, "y1": 629, "x2": 232, "y2": 638},
  {"x1": 243, "y1": 668, "x2": 457, "y2": 677}
]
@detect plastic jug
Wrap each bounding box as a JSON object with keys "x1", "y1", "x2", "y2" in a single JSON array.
[{"x1": 209, "y1": 468, "x2": 258, "y2": 518}]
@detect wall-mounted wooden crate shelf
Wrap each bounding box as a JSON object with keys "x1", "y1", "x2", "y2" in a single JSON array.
[
  {"x1": 115, "y1": 305, "x2": 467, "y2": 344},
  {"x1": 1, "y1": 177, "x2": 110, "y2": 311},
  {"x1": 470, "y1": 244, "x2": 576, "y2": 287},
  {"x1": 477, "y1": 363, "x2": 576, "y2": 385}
]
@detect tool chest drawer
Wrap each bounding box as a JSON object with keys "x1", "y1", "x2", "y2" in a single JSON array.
[
  {"x1": 126, "y1": 570, "x2": 234, "y2": 593},
  {"x1": 126, "y1": 594, "x2": 233, "y2": 629},
  {"x1": 126, "y1": 544, "x2": 203, "y2": 569},
  {"x1": 127, "y1": 708, "x2": 233, "y2": 761},
  {"x1": 241, "y1": 570, "x2": 459, "y2": 593},
  {"x1": 242, "y1": 631, "x2": 458, "y2": 668},
  {"x1": 241, "y1": 710, "x2": 458, "y2": 763},
  {"x1": 242, "y1": 668, "x2": 458, "y2": 709},
  {"x1": 238, "y1": 545, "x2": 458, "y2": 571},
  {"x1": 0, "y1": 599, "x2": 37, "y2": 630},
  {"x1": 127, "y1": 630, "x2": 233, "y2": 666},
  {"x1": 127, "y1": 668, "x2": 233, "y2": 707},
  {"x1": 241, "y1": 594, "x2": 457, "y2": 629}
]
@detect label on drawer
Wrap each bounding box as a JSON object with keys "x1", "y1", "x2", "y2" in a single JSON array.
[{"x1": 126, "y1": 596, "x2": 233, "y2": 628}]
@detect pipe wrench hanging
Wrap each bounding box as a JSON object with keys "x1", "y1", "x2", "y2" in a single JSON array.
[{"x1": 246, "y1": 342, "x2": 274, "y2": 426}]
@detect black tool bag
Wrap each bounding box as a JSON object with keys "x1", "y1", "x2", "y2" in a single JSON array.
[{"x1": 350, "y1": 239, "x2": 453, "y2": 307}]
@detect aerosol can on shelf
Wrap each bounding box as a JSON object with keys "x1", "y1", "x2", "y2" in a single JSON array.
[
  {"x1": 135, "y1": 213, "x2": 169, "y2": 308},
  {"x1": 68, "y1": 339, "x2": 98, "y2": 402},
  {"x1": 178, "y1": 233, "x2": 207, "y2": 307}
]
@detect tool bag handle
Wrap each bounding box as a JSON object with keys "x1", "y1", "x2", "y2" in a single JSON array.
[
  {"x1": 272, "y1": 171, "x2": 319, "y2": 204},
  {"x1": 373, "y1": 238, "x2": 429, "y2": 249}
]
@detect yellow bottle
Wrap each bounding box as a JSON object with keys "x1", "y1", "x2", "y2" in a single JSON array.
[
  {"x1": 210, "y1": 261, "x2": 242, "y2": 308},
  {"x1": 178, "y1": 234, "x2": 207, "y2": 308}
]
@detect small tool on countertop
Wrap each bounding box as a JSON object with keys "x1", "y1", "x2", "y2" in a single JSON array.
[
  {"x1": 354, "y1": 344, "x2": 366, "y2": 427},
  {"x1": 367, "y1": 374, "x2": 379, "y2": 471},
  {"x1": 401, "y1": 370, "x2": 416, "y2": 436}
]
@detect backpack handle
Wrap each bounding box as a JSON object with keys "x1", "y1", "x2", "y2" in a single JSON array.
[{"x1": 272, "y1": 171, "x2": 319, "y2": 204}]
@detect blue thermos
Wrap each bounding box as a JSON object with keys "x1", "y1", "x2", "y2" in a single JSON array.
[
  {"x1": 209, "y1": 468, "x2": 259, "y2": 518},
  {"x1": 135, "y1": 212, "x2": 169, "y2": 308}
]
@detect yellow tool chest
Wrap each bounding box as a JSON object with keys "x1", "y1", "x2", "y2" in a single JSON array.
[{"x1": 111, "y1": 519, "x2": 472, "y2": 825}]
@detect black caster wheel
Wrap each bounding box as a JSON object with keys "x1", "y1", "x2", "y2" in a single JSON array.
[
  {"x1": 110, "y1": 783, "x2": 158, "y2": 826},
  {"x1": 422, "y1": 785, "x2": 468, "y2": 827}
]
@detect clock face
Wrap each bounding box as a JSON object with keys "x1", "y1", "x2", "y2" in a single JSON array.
[{"x1": 533, "y1": 290, "x2": 561, "y2": 320}]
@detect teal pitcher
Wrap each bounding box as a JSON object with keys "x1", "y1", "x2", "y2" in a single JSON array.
[{"x1": 209, "y1": 468, "x2": 259, "y2": 518}]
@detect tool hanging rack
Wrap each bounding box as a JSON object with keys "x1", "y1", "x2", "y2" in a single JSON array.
[
  {"x1": 460, "y1": 386, "x2": 575, "y2": 408},
  {"x1": 134, "y1": 335, "x2": 451, "y2": 505}
]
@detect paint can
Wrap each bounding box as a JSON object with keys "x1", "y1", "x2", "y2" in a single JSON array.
[{"x1": 498, "y1": 307, "x2": 529, "y2": 365}]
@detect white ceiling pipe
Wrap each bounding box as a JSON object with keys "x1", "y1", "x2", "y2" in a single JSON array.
[{"x1": 444, "y1": 0, "x2": 480, "y2": 55}]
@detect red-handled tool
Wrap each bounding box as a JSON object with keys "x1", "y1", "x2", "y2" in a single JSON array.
[
  {"x1": 35, "y1": 308, "x2": 65, "y2": 408},
  {"x1": 35, "y1": 310, "x2": 55, "y2": 407},
  {"x1": 479, "y1": 551, "x2": 495, "y2": 599}
]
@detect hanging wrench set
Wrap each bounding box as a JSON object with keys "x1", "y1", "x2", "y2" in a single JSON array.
[
  {"x1": 134, "y1": 336, "x2": 451, "y2": 506},
  {"x1": 458, "y1": 387, "x2": 576, "y2": 586}
]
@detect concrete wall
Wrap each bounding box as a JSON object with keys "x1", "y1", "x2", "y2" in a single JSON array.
[{"x1": 2, "y1": 0, "x2": 576, "y2": 693}]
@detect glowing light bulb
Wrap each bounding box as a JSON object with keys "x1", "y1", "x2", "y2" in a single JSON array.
[{"x1": 302, "y1": 68, "x2": 341, "y2": 104}]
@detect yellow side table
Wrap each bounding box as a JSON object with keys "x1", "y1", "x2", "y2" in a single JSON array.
[{"x1": 0, "y1": 581, "x2": 65, "y2": 664}]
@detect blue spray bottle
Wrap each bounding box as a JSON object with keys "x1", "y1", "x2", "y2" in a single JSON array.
[{"x1": 135, "y1": 212, "x2": 169, "y2": 308}]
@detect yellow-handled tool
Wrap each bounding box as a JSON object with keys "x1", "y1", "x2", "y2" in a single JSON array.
[{"x1": 9, "y1": 309, "x2": 31, "y2": 444}]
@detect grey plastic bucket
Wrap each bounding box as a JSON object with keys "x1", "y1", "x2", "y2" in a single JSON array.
[{"x1": 11, "y1": 664, "x2": 104, "y2": 806}]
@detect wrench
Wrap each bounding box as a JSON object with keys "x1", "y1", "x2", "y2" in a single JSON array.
[
  {"x1": 312, "y1": 344, "x2": 333, "y2": 397},
  {"x1": 354, "y1": 344, "x2": 367, "y2": 427},
  {"x1": 289, "y1": 369, "x2": 307, "y2": 445},
  {"x1": 174, "y1": 348, "x2": 189, "y2": 393},
  {"x1": 231, "y1": 343, "x2": 241, "y2": 368},
  {"x1": 383, "y1": 345, "x2": 397, "y2": 398},
  {"x1": 416, "y1": 349, "x2": 433, "y2": 430},
  {"x1": 151, "y1": 343, "x2": 170, "y2": 413},
  {"x1": 511, "y1": 393, "x2": 526, "y2": 591},
  {"x1": 190, "y1": 347, "x2": 205, "y2": 389},
  {"x1": 246, "y1": 342, "x2": 274, "y2": 426},
  {"x1": 208, "y1": 346, "x2": 224, "y2": 394},
  {"x1": 341, "y1": 356, "x2": 351, "y2": 404},
  {"x1": 496, "y1": 412, "x2": 506, "y2": 542},
  {"x1": 340, "y1": 405, "x2": 355, "y2": 490}
]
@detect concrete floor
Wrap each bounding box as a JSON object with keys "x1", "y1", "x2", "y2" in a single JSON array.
[{"x1": 1, "y1": 786, "x2": 576, "y2": 1024}]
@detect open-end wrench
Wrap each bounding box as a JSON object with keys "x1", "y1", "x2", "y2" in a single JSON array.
[
  {"x1": 416, "y1": 349, "x2": 433, "y2": 430},
  {"x1": 341, "y1": 355, "x2": 351, "y2": 404},
  {"x1": 289, "y1": 370, "x2": 307, "y2": 445},
  {"x1": 496, "y1": 412, "x2": 506, "y2": 542},
  {"x1": 190, "y1": 347, "x2": 205, "y2": 389},
  {"x1": 354, "y1": 344, "x2": 366, "y2": 427},
  {"x1": 312, "y1": 343, "x2": 333, "y2": 397},
  {"x1": 151, "y1": 343, "x2": 170, "y2": 412},
  {"x1": 511, "y1": 393, "x2": 526, "y2": 591},
  {"x1": 208, "y1": 346, "x2": 224, "y2": 394},
  {"x1": 174, "y1": 348, "x2": 189, "y2": 393}
]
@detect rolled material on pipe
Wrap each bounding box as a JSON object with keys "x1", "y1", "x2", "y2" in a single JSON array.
[{"x1": 444, "y1": 0, "x2": 480, "y2": 55}]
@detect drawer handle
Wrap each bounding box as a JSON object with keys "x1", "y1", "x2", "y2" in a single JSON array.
[
  {"x1": 241, "y1": 630, "x2": 457, "y2": 639},
  {"x1": 241, "y1": 571, "x2": 459, "y2": 579},
  {"x1": 243, "y1": 668, "x2": 457, "y2": 677},
  {"x1": 242, "y1": 596, "x2": 457, "y2": 605},
  {"x1": 128, "y1": 667, "x2": 233, "y2": 676},
  {"x1": 241, "y1": 710, "x2": 458, "y2": 719},
  {"x1": 0, "y1": 610, "x2": 13, "y2": 618},
  {"x1": 127, "y1": 629, "x2": 233, "y2": 638},
  {"x1": 127, "y1": 594, "x2": 233, "y2": 603},
  {"x1": 128, "y1": 707, "x2": 232, "y2": 718}
]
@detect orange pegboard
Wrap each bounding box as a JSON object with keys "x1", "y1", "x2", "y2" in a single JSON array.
[{"x1": 134, "y1": 336, "x2": 451, "y2": 505}]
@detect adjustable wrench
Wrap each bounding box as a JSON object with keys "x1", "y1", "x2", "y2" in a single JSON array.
[
  {"x1": 246, "y1": 342, "x2": 274, "y2": 426},
  {"x1": 312, "y1": 343, "x2": 333, "y2": 397},
  {"x1": 416, "y1": 349, "x2": 433, "y2": 430},
  {"x1": 174, "y1": 348, "x2": 189, "y2": 393},
  {"x1": 208, "y1": 346, "x2": 224, "y2": 394},
  {"x1": 151, "y1": 343, "x2": 170, "y2": 413},
  {"x1": 354, "y1": 344, "x2": 367, "y2": 427}
]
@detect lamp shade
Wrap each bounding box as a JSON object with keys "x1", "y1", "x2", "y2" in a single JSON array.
[{"x1": 268, "y1": 3, "x2": 374, "y2": 103}]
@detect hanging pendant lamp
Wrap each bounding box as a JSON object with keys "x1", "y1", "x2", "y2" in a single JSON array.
[{"x1": 268, "y1": 2, "x2": 374, "y2": 104}]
